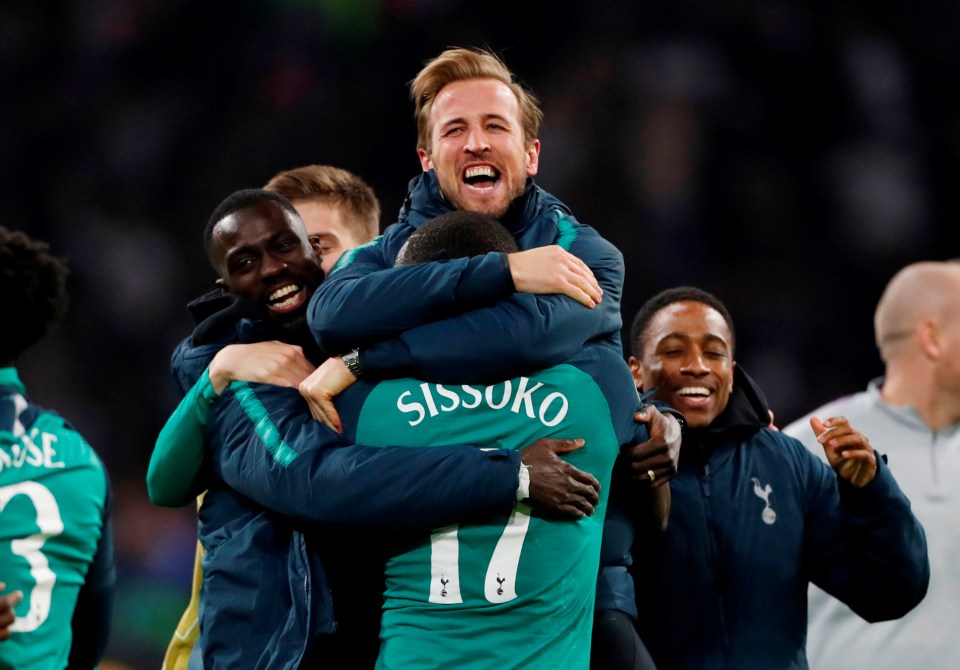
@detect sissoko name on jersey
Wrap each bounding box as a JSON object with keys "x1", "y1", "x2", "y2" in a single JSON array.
[{"x1": 396, "y1": 377, "x2": 570, "y2": 429}]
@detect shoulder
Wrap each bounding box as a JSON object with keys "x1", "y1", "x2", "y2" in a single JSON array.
[
  {"x1": 551, "y1": 211, "x2": 623, "y2": 269},
  {"x1": 171, "y1": 333, "x2": 231, "y2": 393},
  {"x1": 328, "y1": 225, "x2": 413, "y2": 275},
  {"x1": 22, "y1": 408, "x2": 109, "y2": 480},
  {"x1": 750, "y1": 427, "x2": 824, "y2": 469}
]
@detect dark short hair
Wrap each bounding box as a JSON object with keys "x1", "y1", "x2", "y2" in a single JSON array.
[
  {"x1": 0, "y1": 226, "x2": 70, "y2": 362},
  {"x1": 630, "y1": 286, "x2": 736, "y2": 359},
  {"x1": 396, "y1": 210, "x2": 518, "y2": 266},
  {"x1": 203, "y1": 189, "x2": 301, "y2": 265}
]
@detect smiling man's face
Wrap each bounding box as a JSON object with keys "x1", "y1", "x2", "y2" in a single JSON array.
[
  {"x1": 630, "y1": 300, "x2": 736, "y2": 428},
  {"x1": 210, "y1": 201, "x2": 322, "y2": 327},
  {"x1": 418, "y1": 78, "x2": 540, "y2": 219}
]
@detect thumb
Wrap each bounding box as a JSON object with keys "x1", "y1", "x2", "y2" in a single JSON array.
[
  {"x1": 809, "y1": 416, "x2": 826, "y2": 439},
  {"x1": 634, "y1": 406, "x2": 653, "y2": 424}
]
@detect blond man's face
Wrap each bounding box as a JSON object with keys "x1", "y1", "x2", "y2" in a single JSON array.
[{"x1": 418, "y1": 78, "x2": 539, "y2": 219}]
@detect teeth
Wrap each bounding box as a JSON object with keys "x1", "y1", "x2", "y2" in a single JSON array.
[
  {"x1": 677, "y1": 387, "x2": 710, "y2": 396},
  {"x1": 269, "y1": 284, "x2": 299, "y2": 301},
  {"x1": 465, "y1": 166, "x2": 496, "y2": 179},
  {"x1": 273, "y1": 294, "x2": 301, "y2": 310}
]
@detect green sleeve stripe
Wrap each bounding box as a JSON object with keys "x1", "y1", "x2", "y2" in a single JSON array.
[
  {"x1": 329, "y1": 235, "x2": 383, "y2": 275},
  {"x1": 555, "y1": 212, "x2": 578, "y2": 250},
  {"x1": 231, "y1": 382, "x2": 299, "y2": 467}
]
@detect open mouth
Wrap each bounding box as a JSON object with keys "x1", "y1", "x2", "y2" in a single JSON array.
[
  {"x1": 675, "y1": 386, "x2": 712, "y2": 407},
  {"x1": 463, "y1": 165, "x2": 500, "y2": 190},
  {"x1": 267, "y1": 282, "x2": 307, "y2": 314}
]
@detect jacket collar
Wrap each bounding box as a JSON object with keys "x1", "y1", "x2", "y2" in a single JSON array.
[
  {"x1": 184, "y1": 291, "x2": 324, "y2": 364},
  {"x1": 398, "y1": 170, "x2": 564, "y2": 238},
  {"x1": 686, "y1": 365, "x2": 771, "y2": 444},
  {"x1": 186, "y1": 291, "x2": 270, "y2": 347}
]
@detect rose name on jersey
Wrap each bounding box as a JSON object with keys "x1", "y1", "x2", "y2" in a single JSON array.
[
  {"x1": 396, "y1": 376, "x2": 570, "y2": 428},
  {"x1": 0, "y1": 429, "x2": 65, "y2": 473}
]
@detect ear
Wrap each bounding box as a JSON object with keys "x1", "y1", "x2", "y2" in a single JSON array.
[
  {"x1": 418, "y1": 147, "x2": 432, "y2": 172},
  {"x1": 627, "y1": 355, "x2": 643, "y2": 390},
  {"x1": 525, "y1": 139, "x2": 540, "y2": 176},
  {"x1": 214, "y1": 277, "x2": 228, "y2": 294},
  {"x1": 917, "y1": 319, "x2": 941, "y2": 360}
]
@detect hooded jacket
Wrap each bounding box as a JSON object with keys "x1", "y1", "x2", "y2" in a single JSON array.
[{"x1": 630, "y1": 367, "x2": 929, "y2": 670}]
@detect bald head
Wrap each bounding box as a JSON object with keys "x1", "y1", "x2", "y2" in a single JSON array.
[{"x1": 874, "y1": 261, "x2": 960, "y2": 362}]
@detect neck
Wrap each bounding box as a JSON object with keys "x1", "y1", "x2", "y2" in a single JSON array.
[{"x1": 882, "y1": 364, "x2": 960, "y2": 431}]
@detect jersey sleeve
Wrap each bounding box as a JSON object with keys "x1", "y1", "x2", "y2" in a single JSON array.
[
  {"x1": 207, "y1": 382, "x2": 523, "y2": 530},
  {"x1": 801, "y1": 443, "x2": 929, "y2": 621},
  {"x1": 147, "y1": 368, "x2": 217, "y2": 507}
]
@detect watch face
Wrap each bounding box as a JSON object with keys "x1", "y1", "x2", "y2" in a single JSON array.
[{"x1": 343, "y1": 349, "x2": 361, "y2": 376}]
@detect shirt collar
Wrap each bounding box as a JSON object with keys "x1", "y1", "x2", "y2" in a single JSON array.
[
  {"x1": 867, "y1": 376, "x2": 960, "y2": 437},
  {"x1": 0, "y1": 368, "x2": 24, "y2": 394}
]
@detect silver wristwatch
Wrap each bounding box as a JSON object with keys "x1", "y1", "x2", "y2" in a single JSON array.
[{"x1": 341, "y1": 348, "x2": 362, "y2": 377}]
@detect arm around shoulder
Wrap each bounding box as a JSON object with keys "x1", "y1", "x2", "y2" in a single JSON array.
[{"x1": 208, "y1": 382, "x2": 524, "y2": 529}]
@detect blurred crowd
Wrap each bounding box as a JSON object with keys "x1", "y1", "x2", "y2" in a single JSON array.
[{"x1": 4, "y1": 0, "x2": 959, "y2": 665}]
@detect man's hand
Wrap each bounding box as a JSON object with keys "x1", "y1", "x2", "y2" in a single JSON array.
[
  {"x1": 0, "y1": 583, "x2": 23, "y2": 641},
  {"x1": 810, "y1": 416, "x2": 878, "y2": 488},
  {"x1": 507, "y1": 246, "x2": 603, "y2": 308},
  {"x1": 299, "y1": 356, "x2": 357, "y2": 433},
  {"x1": 208, "y1": 341, "x2": 316, "y2": 394},
  {"x1": 622, "y1": 406, "x2": 682, "y2": 486},
  {"x1": 520, "y1": 437, "x2": 601, "y2": 519}
]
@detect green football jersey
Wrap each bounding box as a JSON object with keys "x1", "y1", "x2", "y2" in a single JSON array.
[
  {"x1": 0, "y1": 369, "x2": 109, "y2": 670},
  {"x1": 357, "y1": 364, "x2": 619, "y2": 670}
]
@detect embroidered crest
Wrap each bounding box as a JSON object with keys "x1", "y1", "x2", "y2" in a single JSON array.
[{"x1": 751, "y1": 477, "x2": 777, "y2": 525}]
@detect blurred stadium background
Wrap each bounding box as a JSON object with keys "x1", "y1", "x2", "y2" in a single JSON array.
[{"x1": 4, "y1": 0, "x2": 959, "y2": 666}]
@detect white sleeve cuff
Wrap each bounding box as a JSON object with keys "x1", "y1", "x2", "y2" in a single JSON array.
[{"x1": 516, "y1": 461, "x2": 531, "y2": 501}]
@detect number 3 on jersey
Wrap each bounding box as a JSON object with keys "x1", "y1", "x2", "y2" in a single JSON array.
[
  {"x1": 0, "y1": 481, "x2": 64, "y2": 632},
  {"x1": 428, "y1": 504, "x2": 532, "y2": 604}
]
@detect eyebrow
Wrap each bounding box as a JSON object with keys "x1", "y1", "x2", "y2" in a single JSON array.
[{"x1": 438, "y1": 112, "x2": 512, "y2": 131}]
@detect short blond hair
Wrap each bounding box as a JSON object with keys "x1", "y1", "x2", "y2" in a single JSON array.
[
  {"x1": 410, "y1": 47, "x2": 543, "y2": 154},
  {"x1": 264, "y1": 165, "x2": 380, "y2": 243}
]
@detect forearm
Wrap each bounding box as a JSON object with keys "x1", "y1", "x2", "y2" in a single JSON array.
[
  {"x1": 359, "y1": 293, "x2": 618, "y2": 383},
  {"x1": 147, "y1": 369, "x2": 217, "y2": 506},
  {"x1": 230, "y1": 442, "x2": 522, "y2": 528},
  {"x1": 211, "y1": 383, "x2": 522, "y2": 528},
  {"x1": 310, "y1": 253, "x2": 513, "y2": 353},
  {"x1": 358, "y1": 233, "x2": 624, "y2": 382},
  {"x1": 811, "y1": 457, "x2": 930, "y2": 620}
]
